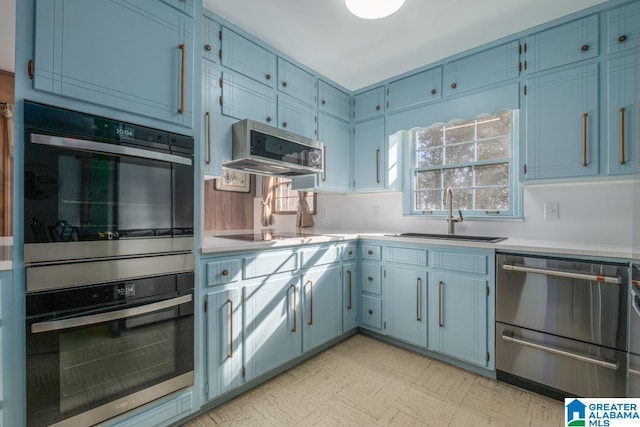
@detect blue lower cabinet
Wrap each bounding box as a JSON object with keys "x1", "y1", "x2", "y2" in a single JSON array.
[
  {"x1": 244, "y1": 274, "x2": 302, "y2": 380},
  {"x1": 302, "y1": 264, "x2": 343, "y2": 352},
  {"x1": 384, "y1": 266, "x2": 427, "y2": 347},
  {"x1": 360, "y1": 294, "x2": 383, "y2": 332},
  {"x1": 428, "y1": 271, "x2": 489, "y2": 367},
  {"x1": 206, "y1": 288, "x2": 244, "y2": 400},
  {"x1": 342, "y1": 263, "x2": 358, "y2": 331},
  {"x1": 111, "y1": 391, "x2": 192, "y2": 427}
]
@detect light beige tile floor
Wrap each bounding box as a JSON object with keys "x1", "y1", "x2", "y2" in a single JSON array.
[{"x1": 185, "y1": 334, "x2": 563, "y2": 426}]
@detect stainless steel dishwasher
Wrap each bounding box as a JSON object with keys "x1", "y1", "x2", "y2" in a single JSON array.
[
  {"x1": 629, "y1": 264, "x2": 640, "y2": 396},
  {"x1": 496, "y1": 253, "x2": 628, "y2": 398}
]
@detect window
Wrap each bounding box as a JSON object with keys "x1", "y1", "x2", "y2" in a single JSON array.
[
  {"x1": 410, "y1": 110, "x2": 520, "y2": 217},
  {"x1": 272, "y1": 178, "x2": 316, "y2": 215}
]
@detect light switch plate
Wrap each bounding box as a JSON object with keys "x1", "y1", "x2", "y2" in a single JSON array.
[{"x1": 544, "y1": 202, "x2": 559, "y2": 220}]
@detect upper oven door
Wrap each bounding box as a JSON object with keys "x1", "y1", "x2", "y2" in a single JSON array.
[{"x1": 24, "y1": 132, "x2": 194, "y2": 264}]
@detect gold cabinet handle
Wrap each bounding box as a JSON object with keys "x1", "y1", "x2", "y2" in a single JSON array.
[
  {"x1": 582, "y1": 112, "x2": 588, "y2": 167},
  {"x1": 178, "y1": 44, "x2": 186, "y2": 114},
  {"x1": 205, "y1": 112, "x2": 212, "y2": 165},
  {"x1": 291, "y1": 284, "x2": 297, "y2": 332},
  {"x1": 376, "y1": 149, "x2": 380, "y2": 184},
  {"x1": 307, "y1": 280, "x2": 314, "y2": 325},
  {"x1": 227, "y1": 298, "x2": 233, "y2": 358},
  {"x1": 438, "y1": 281, "x2": 444, "y2": 327},
  {"x1": 416, "y1": 277, "x2": 421, "y2": 321},
  {"x1": 322, "y1": 146, "x2": 327, "y2": 182},
  {"x1": 347, "y1": 270, "x2": 353, "y2": 310},
  {"x1": 620, "y1": 107, "x2": 626, "y2": 165}
]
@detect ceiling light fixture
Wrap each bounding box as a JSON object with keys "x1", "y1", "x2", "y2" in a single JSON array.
[{"x1": 345, "y1": 0, "x2": 406, "y2": 20}]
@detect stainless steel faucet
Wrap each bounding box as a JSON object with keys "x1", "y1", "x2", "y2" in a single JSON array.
[{"x1": 444, "y1": 187, "x2": 463, "y2": 235}]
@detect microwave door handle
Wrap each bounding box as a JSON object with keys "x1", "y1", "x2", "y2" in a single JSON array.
[
  {"x1": 501, "y1": 264, "x2": 622, "y2": 285},
  {"x1": 31, "y1": 294, "x2": 192, "y2": 333},
  {"x1": 30, "y1": 134, "x2": 193, "y2": 166}
]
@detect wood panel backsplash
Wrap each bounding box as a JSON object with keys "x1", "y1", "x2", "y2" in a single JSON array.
[
  {"x1": 203, "y1": 175, "x2": 256, "y2": 231},
  {"x1": 0, "y1": 70, "x2": 14, "y2": 236}
]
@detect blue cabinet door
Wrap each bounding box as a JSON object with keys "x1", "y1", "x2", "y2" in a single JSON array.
[
  {"x1": 343, "y1": 263, "x2": 358, "y2": 331},
  {"x1": 318, "y1": 81, "x2": 351, "y2": 120},
  {"x1": 606, "y1": 2, "x2": 640, "y2": 55},
  {"x1": 206, "y1": 288, "x2": 243, "y2": 400},
  {"x1": 302, "y1": 264, "x2": 343, "y2": 352},
  {"x1": 202, "y1": 16, "x2": 221, "y2": 61},
  {"x1": 428, "y1": 272, "x2": 488, "y2": 367},
  {"x1": 387, "y1": 67, "x2": 442, "y2": 111},
  {"x1": 607, "y1": 53, "x2": 636, "y2": 175},
  {"x1": 221, "y1": 69, "x2": 277, "y2": 124},
  {"x1": 277, "y1": 94, "x2": 317, "y2": 139},
  {"x1": 354, "y1": 86, "x2": 385, "y2": 121},
  {"x1": 34, "y1": 0, "x2": 194, "y2": 128},
  {"x1": 220, "y1": 26, "x2": 275, "y2": 87},
  {"x1": 524, "y1": 63, "x2": 599, "y2": 180},
  {"x1": 277, "y1": 58, "x2": 317, "y2": 106},
  {"x1": 361, "y1": 294, "x2": 383, "y2": 332},
  {"x1": 317, "y1": 112, "x2": 351, "y2": 191},
  {"x1": 244, "y1": 274, "x2": 302, "y2": 380},
  {"x1": 443, "y1": 41, "x2": 519, "y2": 96},
  {"x1": 526, "y1": 14, "x2": 599, "y2": 73},
  {"x1": 202, "y1": 60, "x2": 228, "y2": 177},
  {"x1": 353, "y1": 117, "x2": 385, "y2": 191},
  {"x1": 384, "y1": 266, "x2": 427, "y2": 348}
]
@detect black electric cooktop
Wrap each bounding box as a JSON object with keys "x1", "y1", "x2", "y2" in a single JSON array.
[{"x1": 218, "y1": 231, "x2": 318, "y2": 242}]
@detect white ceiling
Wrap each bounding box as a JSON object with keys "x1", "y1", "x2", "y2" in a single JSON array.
[
  {"x1": 205, "y1": 0, "x2": 609, "y2": 90},
  {"x1": 0, "y1": 0, "x2": 610, "y2": 87}
]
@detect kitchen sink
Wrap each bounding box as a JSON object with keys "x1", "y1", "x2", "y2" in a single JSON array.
[{"x1": 388, "y1": 233, "x2": 506, "y2": 243}]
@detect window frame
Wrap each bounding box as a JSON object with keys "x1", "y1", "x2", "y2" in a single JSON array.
[
  {"x1": 272, "y1": 178, "x2": 317, "y2": 215},
  {"x1": 406, "y1": 109, "x2": 522, "y2": 219}
]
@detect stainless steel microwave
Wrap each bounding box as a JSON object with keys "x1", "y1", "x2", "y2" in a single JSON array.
[{"x1": 223, "y1": 119, "x2": 324, "y2": 177}]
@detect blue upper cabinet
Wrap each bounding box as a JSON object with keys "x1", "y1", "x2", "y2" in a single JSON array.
[
  {"x1": 277, "y1": 58, "x2": 317, "y2": 106},
  {"x1": 387, "y1": 67, "x2": 442, "y2": 111},
  {"x1": 34, "y1": 0, "x2": 194, "y2": 128},
  {"x1": 220, "y1": 69, "x2": 277, "y2": 124},
  {"x1": 526, "y1": 14, "x2": 599, "y2": 73},
  {"x1": 354, "y1": 86, "x2": 385, "y2": 121},
  {"x1": 353, "y1": 117, "x2": 385, "y2": 191},
  {"x1": 202, "y1": 16, "x2": 221, "y2": 62},
  {"x1": 220, "y1": 26, "x2": 276, "y2": 87},
  {"x1": 607, "y1": 2, "x2": 640, "y2": 54},
  {"x1": 160, "y1": 0, "x2": 194, "y2": 17},
  {"x1": 277, "y1": 94, "x2": 317, "y2": 139},
  {"x1": 443, "y1": 41, "x2": 519, "y2": 96},
  {"x1": 524, "y1": 63, "x2": 599, "y2": 180},
  {"x1": 318, "y1": 81, "x2": 350, "y2": 121},
  {"x1": 607, "y1": 52, "x2": 636, "y2": 175}
]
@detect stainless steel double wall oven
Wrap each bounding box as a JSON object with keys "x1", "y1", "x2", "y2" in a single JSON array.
[{"x1": 23, "y1": 101, "x2": 195, "y2": 427}]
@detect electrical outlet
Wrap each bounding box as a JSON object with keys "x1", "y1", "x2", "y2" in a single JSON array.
[
  {"x1": 544, "y1": 202, "x2": 559, "y2": 221},
  {"x1": 372, "y1": 206, "x2": 380, "y2": 217}
]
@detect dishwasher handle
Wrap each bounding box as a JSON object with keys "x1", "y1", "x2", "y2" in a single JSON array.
[
  {"x1": 502, "y1": 264, "x2": 621, "y2": 285},
  {"x1": 501, "y1": 331, "x2": 619, "y2": 371}
]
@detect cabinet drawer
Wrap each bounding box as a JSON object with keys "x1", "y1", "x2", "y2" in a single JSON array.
[
  {"x1": 443, "y1": 40, "x2": 519, "y2": 96},
  {"x1": 354, "y1": 86, "x2": 385, "y2": 121},
  {"x1": 244, "y1": 250, "x2": 297, "y2": 279},
  {"x1": 318, "y1": 80, "x2": 350, "y2": 120},
  {"x1": 384, "y1": 247, "x2": 428, "y2": 266},
  {"x1": 361, "y1": 244, "x2": 382, "y2": 260},
  {"x1": 300, "y1": 245, "x2": 340, "y2": 267},
  {"x1": 432, "y1": 251, "x2": 488, "y2": 275},
  {"x1": 607, "y1": 2, "x2": 640, "y2": 54},
  {"x1": 207, "y1": 259, "x2": 241, "y2": 286},
  {"x1": 341, "y1": 244, "x2": 358, "y2": 261},
  {"x1": 221, "y1": 26, "x2": 275, "y2": 87},
  {"x1": 387, "y1": 66, "x2": 442, "y2": 111},
  {"x1": 526, "y1": 14, "x2": 599, "y2": 73},
  {"x1": 278, "y1": 58, "x2": 316, "y2": 105},
  {"x1": 361, "y1": 262, "x2": 382, "y2": 295},
  {"x1": 361, "y1": 295, "x2": 383, "y2": 330}
]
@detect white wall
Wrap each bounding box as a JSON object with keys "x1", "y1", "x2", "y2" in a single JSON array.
[{"x1": 304, "y1": 180, "x2": 634, "y2": 245}]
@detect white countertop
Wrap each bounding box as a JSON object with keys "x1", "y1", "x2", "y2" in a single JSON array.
[
  {"x1": 202, "y1": 230, "x2": 633, "y2": 260},
  {"x1": 0, "y1": 236, "x2": 12, "y2": 271}
]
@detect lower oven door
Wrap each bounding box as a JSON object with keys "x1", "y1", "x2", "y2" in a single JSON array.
[
  {"x1": 26, "y1": 286, "x2": 194, "y2": 427},
  {"x1": 496, "y1": 323, "x2": 627, "y2": 397}
]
